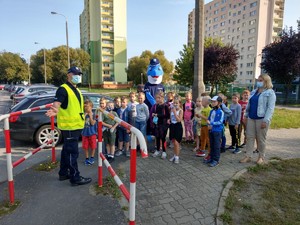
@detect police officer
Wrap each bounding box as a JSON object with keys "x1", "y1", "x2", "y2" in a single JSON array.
[{"x1": 46, "y1": 66, "x2": 92, "y2": 186}]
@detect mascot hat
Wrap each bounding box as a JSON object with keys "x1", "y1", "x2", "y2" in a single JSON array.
[{"x1": 146, "y1": 58, "x2": 164, "y2": 77}]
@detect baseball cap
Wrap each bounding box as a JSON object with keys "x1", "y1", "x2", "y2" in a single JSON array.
[
  {"x1": 150, "y1": 58, "x2": 160, "y2": 66},
  {"x1": 211, "y1": 96, "x2": 223, "y2": 102},
  {"x1": 67, "y1": 66, "x2": 82, "y2": 75}
]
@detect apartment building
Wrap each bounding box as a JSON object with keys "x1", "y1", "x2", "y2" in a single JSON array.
[
  {"x1": 80, "y1": 0, "x2": 127, "y2": 87},
  {"x1": 188, "y1": 0, "x2": 285, "y2": 85}
]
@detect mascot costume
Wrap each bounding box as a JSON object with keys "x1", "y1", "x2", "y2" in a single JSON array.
[{"x1": 144, "y1": 58, "x2": 165, "y2": 137}]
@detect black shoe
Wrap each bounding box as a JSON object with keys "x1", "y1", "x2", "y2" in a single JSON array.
[
  {"x1": 226, "y1": 146, "x2": 235, "y2": 150},
  {"x1": 70, "y1": 176, "x2": 92, "y2": 186},
  {"x1": 253, "y1": 149, "x2": 259, "y2": 154},
  {"x1": 59, "y1": 175, "x2": 70, "y2": 181},
  {"x1": 220, "y1": 147, "x2": 226, "y2": 153},
  {"x1": 107, "y1": 157, "x2": 115, "y2": 163}
]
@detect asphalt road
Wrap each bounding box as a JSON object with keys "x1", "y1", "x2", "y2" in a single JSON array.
[{"x1": 0, "y1": 90, "x2": 127, "y2": 225}]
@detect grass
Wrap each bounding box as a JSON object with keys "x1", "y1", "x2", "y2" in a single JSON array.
[
  {"x1": 94, "y1": 168, "x2": 125, "y2": 199},
  {"x1": 271, "y1": 108, "x2": 300, "y2": 129},
  {"x1": 220, "y1": 158, "x2": 300, "y2": 225},
  {"x1": 0, "y1": 200, "x2": 21, "y2": 217},
  {"x1": 34, "y1": 161, "x2": 59, "y2": 172}
]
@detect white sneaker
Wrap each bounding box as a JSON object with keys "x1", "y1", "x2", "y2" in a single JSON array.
[
  {"x1": 152, "y1": 150, "x2": 161, "y2": 157},
  {"x1": 169, "y1": 155, "x2": 175, "y2": 162},
  {"x1": 161, "y1": 152, "x2": 167, "y2": 159},
  {"x1": 174, "y1": 156, "x2": 179, "y2": 164}
]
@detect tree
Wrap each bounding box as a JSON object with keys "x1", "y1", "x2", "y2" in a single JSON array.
[
  {"x1": 173, "y1": 44, "x2": 194, "y2": 87},
  {"x1": 261, "y1": 22, "x2": 300, "y2": 104},
  {"x1": 30, "y1": 46, "x2": 90, "y2": 86},
  {"x1": 174, "y1": 38, "x2": 238, "y2": 95},
  {"x1": 126, "y1": 50, "x2": 174, "y2": 85},
  {"x1": 0, "y1": 52, "x2": 28, "y2": 83},
  {"x1": 204, "y1": 43, "x2": 239, "y2": 95}
]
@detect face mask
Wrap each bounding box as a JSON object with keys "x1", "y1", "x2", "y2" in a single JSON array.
[
  {"x1": 107, "y1": 106, "x2": 112, "y2": 112},
  {"x1": 257, "y1": 81, "x2": 264, "y2": 88},
  {"x1": 71, "y1": 75, "x2": 82, "y2": 84}
]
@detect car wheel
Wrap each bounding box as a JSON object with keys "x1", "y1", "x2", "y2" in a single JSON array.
[{"x1": 35, "y1": 125, "x2": 62, "y2": 147}]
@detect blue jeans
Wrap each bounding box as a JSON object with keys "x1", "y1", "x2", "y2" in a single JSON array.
[
  {"x1": 60, "y1": 130, "x2": 82, "y2": 182},
  {"x1": 209, "y1": 131, "x2": 222, "y2": 162},
  {"x1": 135, "y1": 121, "x2": 147, "y2": 137}
]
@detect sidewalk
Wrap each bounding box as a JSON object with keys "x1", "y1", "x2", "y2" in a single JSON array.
[{"x1": 1, "y1": 89, "x2": 299, "y2": 225}]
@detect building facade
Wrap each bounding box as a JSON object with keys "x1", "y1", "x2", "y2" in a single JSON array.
[
  {"x1": 80, "y1": 0, "x2": 127, "y2": 87},
  {"x1": 188, "y1": 0, "x2": 285, "y2": 85}
]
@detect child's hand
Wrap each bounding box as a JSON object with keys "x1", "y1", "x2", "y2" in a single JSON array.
[
  {"x1": 110, "y1": 128, "x2": 115, "y2": 133},
  {"x1": 235, "y1": 125, "x2": 238, "y2": 129}
]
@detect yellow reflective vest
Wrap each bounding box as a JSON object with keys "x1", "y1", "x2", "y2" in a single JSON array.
[{"x1": 57, "y1": 84, "x2": 84, "y2": 130}]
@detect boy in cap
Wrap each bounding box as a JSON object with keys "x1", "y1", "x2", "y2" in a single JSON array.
[{"x1": 206, "y1": 96, "x2": 224, "y2": 167}]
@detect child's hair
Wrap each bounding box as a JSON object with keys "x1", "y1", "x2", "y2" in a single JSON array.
[
  {"x1": 100, "y1": 97, "x2": 107, "y2": 104},
  {"x1": 196, "y1": 96, "x2": 203, "y2": 102},
  {"x1": 114, "y1": 96, "x2": 121, "y2": 102},
  {"x1": 155, "y1": 90, "x2": 165, "y2": 98},
  {"x1": 232, "y1": 92, "x2": 240, "y2": 98},
  {"x1": 84, "y1": 99, "x2": 93, "y2": 108},
  {"x1": 138, "y1": 92, "x2": 145, "y2": 98},
  {"x1": 173, "y1": 96, "x2": 182, "y2": 108},
  {"x1": 129, "y1": 92, "x2": 136, "y2": 97},
  {"x1": 242, "y1": 90, "x2": 250, "y2": 95},
  {"x1": 107, "y1": 101, "x2": 114, "y2": 106},
  {"x1": 167, "y1": 91, "x2": 175, "y2": 98},
  {"x1": 121, "y1": 96, "x2": 128, "y2": 102},
  {"x1": 185, "y1": 91, "x2": 192, "y2": 97},
  {"x1": 202, "y1": 96, "x2": 211, "y2": 103}
]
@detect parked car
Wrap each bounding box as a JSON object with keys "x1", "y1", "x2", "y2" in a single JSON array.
[
  {"x1": 13, "y1": 89, "x2": 57, "y2": 105},
  {"x1": 0, "y1": 84, "x2": 5, "y2": 90},
  {"x1": 12, "y1": 84, "x2": 56, "y2": 100},
  {"x1": 8, "y1": 92, "x2": 113, "y2": 146}
]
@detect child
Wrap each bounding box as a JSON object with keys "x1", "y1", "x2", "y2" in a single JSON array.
[
  {"x1": 116, "y1": 96, "x2": 131, "y2": 157},
  {"x1": 128, "y1": 92, "x2": 138, "y2": 127},
  {"x1": 113, "y1": 96, "x2": 121, "y2": 148},
  {"x1": 238, "y1": 90, "x2": 250, "y2": 147},
  {"x1": 207, "y1": 96, "x2": 224, "y2": 167},
  {"x1": 200, "y1": 96, "x2": 212, "y2": 161},
  {"x1": 218, "y1": 93, "x2": 232, "y2": 153},
  {"x1": 166, "y1": 91, "x2": 175, "y2": 148},
  {"x1": 82, "y1": 99, "x2": 97, "y2": 165},
  {"x1": 102, "y1": 101, "x2": 119, "y2": 162},
  {"x1": 183, "y1": 91, "x2": 196, "y2": 143},
  {"x1": 136, "y1": 92, "x2": 149, "y2": 138},
  {"x1": 194, "y1": 97, "x2": 202, "y2": 154},
  {"x1": 228, "y1": 93, "x2": 242, "y2": 154},
  {"x1": 150, "y1": 91, "x2": 170, "y2": 159},
  {"x1": 168, "y1": 97, "x2": 183, "y2": 164}
]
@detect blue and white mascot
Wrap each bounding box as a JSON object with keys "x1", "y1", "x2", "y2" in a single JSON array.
[
  {"x1": 144, "y1": 58, "x2": 165, "y2": 137},
  {"x1": 144, "y1": 58, "x2": 165, "y2": 109}
]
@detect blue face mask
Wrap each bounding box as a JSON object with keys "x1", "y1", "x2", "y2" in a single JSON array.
[
  {"x1": 257, "y1": 81, "x2": 264, "y2": 88},
  {"x1": 71, "y1": 75, "x2": 82, "y2": 84}
]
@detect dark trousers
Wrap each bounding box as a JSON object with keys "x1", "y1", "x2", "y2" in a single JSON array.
[
  {"x1": 209, "y1": 131, "x2": 222, "y2": 162},
  {"x1": 59, "y1": 129, "x2": 82, "y2": 182},
  {"x1": 229, "y1": 125, "x2": 240, "y2": 148}
]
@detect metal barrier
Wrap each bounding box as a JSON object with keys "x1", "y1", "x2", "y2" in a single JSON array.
[
  {"x1": 96, "y1": 108, "x2": 148, "y2": 225},
  {"x1": 0, "y1": 103, "x2": 56, "y2": 203}
]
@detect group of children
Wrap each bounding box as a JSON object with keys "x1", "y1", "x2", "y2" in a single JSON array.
[{"x1": 81, "y1": 89, "x2": 250, "y2": 167}]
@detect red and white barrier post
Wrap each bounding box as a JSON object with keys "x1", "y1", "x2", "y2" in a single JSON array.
[
  {"x1": 129, "y1": 133, "x2": 137, "y2": 225},
  {"x1": 4, "y1": 117, "x2": 14, "y2": 203},
  {"x1": 97, "y1": 111, "x2": 103, "y2": 187}
]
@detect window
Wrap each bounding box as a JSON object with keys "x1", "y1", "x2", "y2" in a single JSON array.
[
  {"x1": 249, "y1": 19, "x2": 256, "y2": 25},
  {"x1": 248, "y1": 46, "x2": 254, "y2": 51},
  {"x1": 241, "y1": 39, "x2": 245, "y2": 43},
  {"x1": 222, "y1": 0, "x2": 227, "y2": 3},
  {"x1": 214, "y1": 2, "x2": 219, "y2": 7},
  {"x1": 214, "y1": 10, "x2": 219, "y2": 15},
  {"x1": 246, "y1": 71, "x2": 253, "y2": 75},
  {"x1": 249, "y1": 28, "x2": 255, "y2": 34},
  {"x1": 247, "y1": 54, "x2": 254, "y2": 58},
  {"x1": 248, "y1": 37, "x2": 255, "y2": 42},
  {"x1": 243, "y1": 6, "x2": 246, "y2": 10},
  {"x1": 221, "y1": 14, "x2": 226, "y2": 19},
  {"x1": 214, "y1": 17, "x2": 218, "y2": 22},
  {"x1": 220, "y1": 29, "x2": 225, "y2": 34},
  {"x1": 240, "y1": 72, "x2": 243, "y2": 76},
  {"x1": 242, "y1": 22, "x2": 246, "y2": 27},
  {"x1": 238, "y1": 11, "x2": 241, "y2": 15},
  {"x1": 250, "y1": 1, "x2": 257, "y2": 8},
  {"x1": 240, "y1": 55, "x2": 244, "y2": 60},
  {"x1": 237, "y1": 27, "x2": 241, "y2": 31},
  {"x1": 221, "y1": 7, "x2": 226, "y2": 11},
  {"x1": 247, "y1": 62, "x2": 253, "y2": 67},
  {"x1": 240, "y1": 63, "x2": 243, "y2": 68},
  {"x1": 220, "y1": 21, "x2": 225, "y2": 26},
  {"x1": 250, "y1": 10, "x2": 256, "y2": 16}
]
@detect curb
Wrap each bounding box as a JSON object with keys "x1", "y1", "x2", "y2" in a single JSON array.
[{"x1": 216, "y1": 168, "x2": 248, "y2": 225}]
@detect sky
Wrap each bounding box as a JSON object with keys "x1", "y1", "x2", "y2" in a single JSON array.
[{"x1": 0, "y1": 0, "x2": 299, "y2": 64}]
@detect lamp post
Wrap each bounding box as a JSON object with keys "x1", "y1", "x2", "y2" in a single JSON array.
[
  {"x1": 34, "y1": 42, "x2": 47, "y2": 84},
  {"x1": 51, "y1": 11, "x2": 70, "y2": 68}
]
